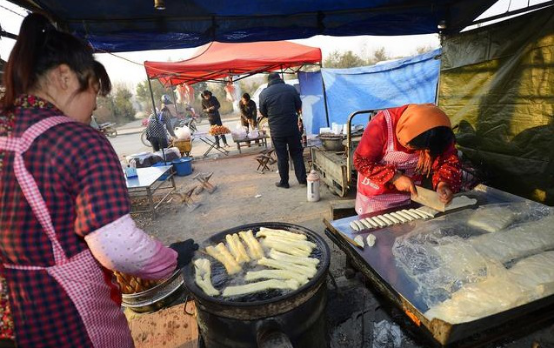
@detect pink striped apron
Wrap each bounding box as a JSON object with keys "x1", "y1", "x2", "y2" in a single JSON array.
[
  {"x1": 0, "y1": 117, "x2": 133, "y2": 347},
  {"x1": 355, "y1": 110, "x2": 421, "y2": 215}
]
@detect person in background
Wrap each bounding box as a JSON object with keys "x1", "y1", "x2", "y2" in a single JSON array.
[
  {"x1": 0, "y1": 13, "x2": 196, "y2": 347},
  {"x1": 239, "y1": 92, "x2": 259, "y2": 146},
  {"x1": 146, "y1": 97, "x2": 176, "y2": 152},
  {"x1": 201, "y1": 90, "x2": 229, "y2": 148},
  {"x1": 353, "y1": 103, "x2": 462, "y2": 215},
  {"x1": 259, "y1": 73, "x2": 307, "y2": 188}
]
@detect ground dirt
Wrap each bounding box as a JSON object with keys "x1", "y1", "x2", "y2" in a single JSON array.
[{"x1": 128, "y1": 143, "x2": 554, "y2": 348}]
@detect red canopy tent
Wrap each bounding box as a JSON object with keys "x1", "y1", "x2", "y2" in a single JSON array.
[{"x1": 144, "y1": 41, "x2": 322, "y2": 86}]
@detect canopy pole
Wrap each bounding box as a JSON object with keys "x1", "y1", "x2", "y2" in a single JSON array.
[
  {"x1": 320, "y1": 64, "x2": 330, "y2": 127},
  {"x1": 145, "y1": 74, "x2": 157, "y2": 116}
]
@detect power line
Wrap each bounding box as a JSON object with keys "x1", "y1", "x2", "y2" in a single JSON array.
[{"x1": 0, "y1": 4, "x2": 27, "y2": 17}]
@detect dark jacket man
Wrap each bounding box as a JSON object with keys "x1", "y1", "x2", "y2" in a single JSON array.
[
  {"x1": 259, "y1": 76, "x2": 302, "y2": 138},
  {"x1": 259, "y1": 74, "x2": 306, "y2": 188}
]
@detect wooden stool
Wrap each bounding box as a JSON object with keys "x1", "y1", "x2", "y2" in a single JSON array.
[
  {"x1": 255, "y1": 149, "x2": 276, "y2": 174},
  {"x1": 194, "y1": 172, "x2": 216, "y2": 194},
  {"x1": 173, "y1": 186, "x2": 200, "y2": 211}
]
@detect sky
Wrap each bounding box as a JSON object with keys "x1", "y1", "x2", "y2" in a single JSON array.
[{"x1": 0, "y1": 0, "x2": 548, "y2": 88}]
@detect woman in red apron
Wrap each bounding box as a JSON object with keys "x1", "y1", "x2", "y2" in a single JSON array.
[
  {"x1": 354, "y1": 104, "x2": 462, "y2": 215},
  {"x1": 0, "y1": 14, "x2": 194, "y2": 347}
]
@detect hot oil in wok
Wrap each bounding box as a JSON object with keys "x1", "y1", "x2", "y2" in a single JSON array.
[{"x1": 198, "y1": 228, "x2": 323, "y2": 303}]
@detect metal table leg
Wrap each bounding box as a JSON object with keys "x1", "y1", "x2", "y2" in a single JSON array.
[{"x1": 146, "y1": 187, "x2": 156, "y2": 218}]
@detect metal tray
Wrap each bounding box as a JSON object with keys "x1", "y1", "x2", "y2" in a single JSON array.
[
  {"x1": 324, "y1": 185, "x2": 554, "y2": 346},
  {"x1": 121, "y1": 269, "x2": 185, "y2": 313}
]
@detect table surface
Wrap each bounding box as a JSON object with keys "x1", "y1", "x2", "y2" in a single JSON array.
[
  {"x1": 125, "y1": 166, "x2": 172, "y2": 189},
  {"x1": 233, "y1": 134, "x2": 268, "y2": 142}
]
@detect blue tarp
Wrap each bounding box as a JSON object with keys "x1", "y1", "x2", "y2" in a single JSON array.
[
  {"x1": 9, "y1": 1, "x2": 497, "y2": 52},
  {"x1": 299, "y1": 49, "x2": 441, "y2": 135}
]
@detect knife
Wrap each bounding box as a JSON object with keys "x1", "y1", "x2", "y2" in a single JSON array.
[{"x1": 411, "y1": 185, "x2": 447, "y2": 212}]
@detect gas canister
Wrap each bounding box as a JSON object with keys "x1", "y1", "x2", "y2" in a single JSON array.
[{"x1": 307, "y1": 170, "x2": 320, "y2": 202}]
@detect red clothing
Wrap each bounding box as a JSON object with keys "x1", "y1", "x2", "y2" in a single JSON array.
[
  {"x1": 354, "y1": 105, "x2": 461, "y2": 195},
  {"x1": 0, "y1": 96, "x2": 130, "y2": 347}
]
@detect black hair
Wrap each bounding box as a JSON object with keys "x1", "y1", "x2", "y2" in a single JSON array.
[
  {"x1": 202, "y1": 90, "x2": 212, "y2": 97},
  {"x1": 242, "y1": 93, "x2": 250, "y2": 100},
  {"x1": 407, "y1": 126, "x2": 455, "y2": 156},
  {"x1": 2, "y1": 13, "x2": 103, "y2": 110},
  {"x1": 93, "y1": 61, "x2": 112, "y2": 97}
]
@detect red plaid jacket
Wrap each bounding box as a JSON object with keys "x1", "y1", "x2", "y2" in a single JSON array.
[{"x1": 0, "y1": 96, "x2": 130, "y2": 347}]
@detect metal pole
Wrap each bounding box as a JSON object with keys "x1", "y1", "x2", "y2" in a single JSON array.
[
  {"x1": 145, "y1": 67, "x2": 158, "y2": 116},
  {"x1": 320, "y1": 68, "x2": 330, "y2": 127}
]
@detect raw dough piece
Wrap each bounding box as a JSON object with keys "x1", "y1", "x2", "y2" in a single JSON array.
[
  {"x1": 416, "y1": 206, "x2": 439, "y2": 218},
  {"x1": 194, "y1": 258, "x2": 220, "y2": 296},
  {"x1": 258, "y1": 257, "x2": 317, "y2": 278},
  {"x1": 350, "y1": 221, "x2": 361, "y2": 231},
  {"x1": 365, "y1": 218, "x2": 380, "y2": 228},
  {"x1": 395, "y1": 210, "x2": 415, "y2": 221},
  {"x1": 383, "y1": 213, "x2": 401, "y2": 224},
  {"x1": 376, "y1": 215, "x2": 394, "y2": 226},
  {"x1": 257, "y1": 227, "x2": 307, "y2": 240},
  {"x1": 205, "y1": 244, "x2": 242, "y2": 275},
  {"x1": 445, "y1": 196, "x2": 477, "y2": 211},
  {"x1": 401, "y1": 210, "x2": 422, "y2": 220},
  {"x1": 366, "y1": 234, "x2": 377, "y2": 247},
  {"x1": 269, "y1": 249, "x2": 320, "y2": 266},
  {"x1": 245, "y1": 269, "x2": 308, "y2": 284},
  {"x1": 239, "y1": 230, "x2": 265, "y2": 259},
  {"x1": 222, "y1": 279, "x2": 299, "y2": 297},
  {"x1": 226, "y1": 234, "x2": 250, "y2": 263},
  {"x1": 372, "y1": 216, "x2": 389, "y2": 227},
  {"x1": 390, "y1": 212, "x2": 408, "y2": 223},
  {"x1": 409, "y1": 209, "x2": 429, "y2": 219},
  {"x1": 359, "y1": 219, "x2": 373, "y2": 229},
  {"x1": 353, "y1": 220, "x2": 365, "y2": 230},
  {"x1": 354, "y1": 235, "x2": 365, "y2": 248}
]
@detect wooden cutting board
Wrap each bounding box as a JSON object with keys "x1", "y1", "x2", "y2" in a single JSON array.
[{"x1": 411, "y1": 186, "x2": 447, "y2": 212}]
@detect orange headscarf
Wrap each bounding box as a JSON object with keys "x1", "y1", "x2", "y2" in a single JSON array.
[{"x1": 396, "y1": 104, "x2": 451, "y2": 176}]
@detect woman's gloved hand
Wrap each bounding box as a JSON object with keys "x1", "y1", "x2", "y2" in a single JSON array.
[{"x1": 169, "y1": 239, "x2": 199, "y2": 269}]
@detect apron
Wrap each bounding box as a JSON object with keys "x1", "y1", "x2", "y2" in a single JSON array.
[
  {"x1": 355, "y1": 109, "x2": 421, "y2": 215},
  {"x1": 0, "y1": 116, "x2": 133, "y2": 347}
]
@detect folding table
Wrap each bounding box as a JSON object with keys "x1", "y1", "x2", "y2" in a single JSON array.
[
  {"x1": 126, "y1": 165, "x2": 176, "y2": 217},
  {"x1": 193, "y1": 132, "x2": 229, "y2": 157}
]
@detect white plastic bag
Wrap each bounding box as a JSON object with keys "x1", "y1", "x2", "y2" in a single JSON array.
[
  {"x1": 232, "y1": 124, "x2": 247, "y2": 140},
  {"x1": 174, "y1": 126, "x2": 191, "y2": 140},
  {"x1": 249, "y1": 129, "x2": 259, "y2": 138}
]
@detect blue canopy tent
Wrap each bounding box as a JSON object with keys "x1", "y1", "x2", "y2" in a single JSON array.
[
  {"x1": 299, "y1": 49, "x2": 442, "y2": 135},
  {"x1": 6, "y1": 0, "x2": 499, "y2": 52}
]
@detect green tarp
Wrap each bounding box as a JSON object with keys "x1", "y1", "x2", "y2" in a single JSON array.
[{"x1": 439, "y1": 8, "x2": 554, "y2": 205}]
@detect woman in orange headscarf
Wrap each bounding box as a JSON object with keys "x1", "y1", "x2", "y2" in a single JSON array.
[{"x1": 353, "y1": 104, "x2": 462, "y2": 215}]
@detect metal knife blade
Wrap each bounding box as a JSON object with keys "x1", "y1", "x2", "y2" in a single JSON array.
[{"x1": 411, "y1": 185, "x2": 447, "y2": 212}]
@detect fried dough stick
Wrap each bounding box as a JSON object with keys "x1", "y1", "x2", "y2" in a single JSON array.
[
  {"x1": 222, "y1": 279, "x2": 299, "y2": 297},
  {"x1": 239, "y1": 230, "x2": 264, "y2": 259},
  {"x1": 245, "y1": 269, "x2": 308, "y2": 284},
  {"x1": 256, "y1": 228, "x2": 307, "y2": 241},
  {"x1": 206, "y1": 244, "x2": 241, "y2": 275},
  {"x1": 226, "y1": 233, "x2": 250, "y2": 264},
  {"x1": 260, "y1": 239, "x2": 312, "y2": 257},
  {"x1": 269, "y1": 249, "x2": 320, "y2": 267},
  {"x1": 258, "y1": 257, "x2": 317, "y2": 278},
  {"x1": 194, "y1": 258, "x2": 220, "y2": 296}
]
